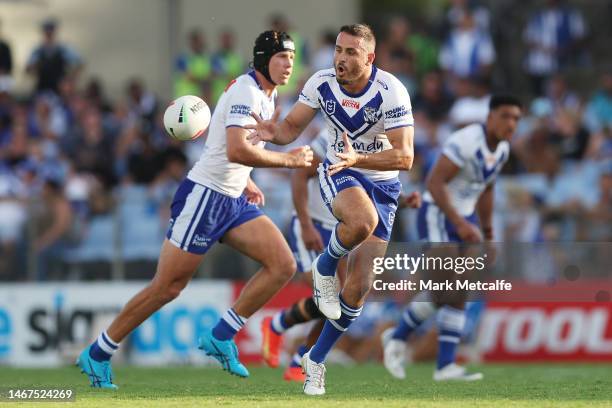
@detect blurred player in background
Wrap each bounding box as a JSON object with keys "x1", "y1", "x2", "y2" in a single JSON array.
[
  {"x1": 77, "y1": 30, "x2": 313, "y2": 388},
  {"x1": 382, "y1": 95, "x2": 523, "y2": 381},
  {"x1": 247, "y1": 24, "x2": 414, "y2": 395}
]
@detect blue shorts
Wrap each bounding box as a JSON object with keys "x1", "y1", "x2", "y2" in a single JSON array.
[
  {"x1": 318, "y1": 163, "x2": 401, "y2": 242},
  {"x1": 416, "y1": 201, "x2": 478, "y2": 243},
  {"x1": 287, "y1": 216, "x2": 333, "y2": 273},
  {"x1": 166, "y1": 178, "x2": 263, "y2": 254}
]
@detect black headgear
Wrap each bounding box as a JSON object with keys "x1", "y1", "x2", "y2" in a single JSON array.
[{"x1": 253, "y1": 30, "x2": 295, "y2": 85}]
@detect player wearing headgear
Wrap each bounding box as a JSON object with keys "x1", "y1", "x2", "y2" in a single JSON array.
[
  {"x1": 382, "y1": 95, "x2": 523, "y2": 382},
  {"x1": 246, "y1": 24, "x2": 415, "y2": 395},
  {"x1": 76, "y1": 30, "x2": 313, "y2": 388}
]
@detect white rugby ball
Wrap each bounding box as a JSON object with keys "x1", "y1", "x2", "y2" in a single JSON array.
[{"x1": 163, "y1": 95, "x2": 211, "y2": 141}]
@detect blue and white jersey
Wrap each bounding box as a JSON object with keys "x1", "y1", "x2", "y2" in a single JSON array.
[
  {"x1": 298, "y1": 66, "x2": 414, "y2": 181},
  {"x1": 188, "y1": 71, "x2": 275, "y2": 197},
  {"x1": 423, "y1": 123, "x2": 509, "y2": 216}
]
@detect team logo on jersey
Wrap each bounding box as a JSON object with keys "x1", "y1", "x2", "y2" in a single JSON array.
[
  {"x1": 341, "y1": 99, "x2": 360, "y2": 109},
  {"x1": 363, "y1": 107, "x2": 379, "y2": 124},
  {"x1": 325, "y1": 100, "x2": 336, "y2": 114},
  {"x1": 376, "y1": 79, "x2": 389, "y2": 90}
]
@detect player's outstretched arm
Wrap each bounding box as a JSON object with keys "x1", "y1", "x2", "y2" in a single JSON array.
[
  {"x1": 245, "y1": 103, "x2": 317, "y2": 145},
  {"x1": 328, "y1": 126, "x2": 414, "y2": 176},
  {"x1": 227, "y1": 126, "x2": 313, "y2": 168},
  {"x1": 427, "y1": 156, "x2": 482, "y2": 243}
]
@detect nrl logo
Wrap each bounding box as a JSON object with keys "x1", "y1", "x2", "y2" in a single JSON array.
[
  {"x1": 325, "y1": 100, "x2": 336, "y2": 114},
  {"x1": 363, "y1": 107, "x2": 379, "y2": 124}
]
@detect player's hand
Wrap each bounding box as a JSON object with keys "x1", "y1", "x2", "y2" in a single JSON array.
[
  {"x1": 301, "y1": 221, "x2": 325, "y2": 252},
  {"x1": 245, "y1": 107, "x2": 281, "y2": 144},
  {"x1": 244, "y1": 178, "x2": 265, "y2": 206},
  {"x1": 287, "y1": 146, "x2": 313, "y2": 168},
  {"x1": 456, "y1": 220, "x2": 483, "y2": 243},
  {"x1": 400, "y1": 191, "x2": 422, "y2": 209},
  {"x1": 328, "y1": 132, "x2": 358, "y2": 176}
]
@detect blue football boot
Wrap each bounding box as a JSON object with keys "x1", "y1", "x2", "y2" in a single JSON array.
[
  {"x1": 76, "y1": 346, "x2": 118, "y2": 389},
  {"x1": 198, "y1": 330, "x2": 249, "y2": 378}
]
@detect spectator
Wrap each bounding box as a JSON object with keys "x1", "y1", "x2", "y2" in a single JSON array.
[
  {"x1": 64, "y1": 106, "x2": 115, "y2": 186},
  {"x1": 32, "y1": 177, "x2": 73, "y2": 280},
  {"x1": 125, "y1": 78, "x2": 158, "y2": 133},
  {"x1": 439, "y1": 7, "x2": 495, "y2": 81},
  {"x1": 445, "y1": 0, "x2": 491, "y2": 34},
  {"x1": 377, "y1": 16, "x2": 416, "y2": 92},
  {"x1": 174, "y1": 29, "x2": 212, "y2": 101},
  {"x1": 412, "y1": 70, "x2": 454, "y2": 125},
  {"x1": 550, "y1": 108, "x2": 590, "y2": 161},
  {"x1": 0, "y1": 163, "x2": 27, "y2": 280},
  {"x1": 151, "y1": 147, "x2": 188, "y2": 224},
  {"x1": 311, "y1": 30, "x2": 336, "y2": 72},
  {"x1": 25, "y1": 18, "x2": 83, "y2": 95},
  {"x1": 411, "y1": 70, "x2": 454, "y2": 155},
  {"x1": 27, "y1": 95, "x2": 67, "y2": 141},
  {"x1": 210, "y1": 28, "x2": 244, "y2": 104},
  {"x1": 523, "y1": 0, "x2": 587, "y2": 96},
  {"x1": 584, "y1": 71, "x2": 612, "y2": 134},
  {"x1": 406, "y1": 20, "x2": 440, "y2": 80},
  {"x1": 0, "y1": 19, "x2": 13, "y2": 94},
  {"x1": 583, "y1": 161, "x2": 612, "y2": 240},
  {"x1": 83, "y1": 77, "x2": 113, "y2": 114},
  {"x1": 447, "y1": 76, "x2": 491, "y2": 129},
  {"x1": 0, "y1": 86, "x2": 14, "y2": 153}
]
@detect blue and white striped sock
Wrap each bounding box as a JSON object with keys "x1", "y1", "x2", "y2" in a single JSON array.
[
  {"x1": 309, "y1": 295, "x2": 362, "y2": 363},
  {"x1": 436, "y1": 306, "x2": 466, "y2": 369},
  {"x1": 392, "y1": 293, "x2": 436, "y2": 340},
  {"x1": 212, "y1": 308, "x2": 247, "y2": 341},
  {"x1": 316, "y1": 225, "x2": 350, "y2": 277},
  {"x1": 89, "y1": 331, "x2": 119, "y2": 362},
  {"x1": 271, "y1": 311, "x2": 289, "y2": 335},
  {"x1": 290, "y1": 344, "x2": 308, "y2": 368}
]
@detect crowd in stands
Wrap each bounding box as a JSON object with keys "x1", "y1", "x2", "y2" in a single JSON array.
[{"x1": 0, "y1": 1, "x2": 610, "y2": 281}]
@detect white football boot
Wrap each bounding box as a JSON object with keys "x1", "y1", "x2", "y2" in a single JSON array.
[
  {"x1": 311, "y1": 254, "x2": 341, "y2": 320},
  {"x1": 381, "y1": 327, "x2": 407, "y2": 379},
  {"x1": 433, "y1": 363, "x2": 483, "y2": 381},
  {"x1": 302, "y1": 351, "x2": 326, "y2": 396}
]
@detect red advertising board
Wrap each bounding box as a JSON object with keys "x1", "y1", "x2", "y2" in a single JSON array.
[{"x1": 480, "y1": 302, "x2": 612, "y2": 362}]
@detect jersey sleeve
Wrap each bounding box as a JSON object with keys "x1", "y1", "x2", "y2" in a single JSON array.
[
  {"x1": 382, "y1": 79, "x2": 414, "y2": 131},
  {"x1": 225, "y1": 86, "x2": 259, "y2": 128},
  {"x1": 441, "y1": 132, "x2": 468, "y2": 168},
  {"x1": 297, "y1": 73, "x2": 321, "y2": 109}
]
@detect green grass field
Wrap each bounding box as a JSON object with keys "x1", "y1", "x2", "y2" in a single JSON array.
[{"x1": 1, "y1": 363, "x2": 611, "y2": 407}]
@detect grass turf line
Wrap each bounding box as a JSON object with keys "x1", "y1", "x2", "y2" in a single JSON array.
[{"x1": 0, "y1": 363, "x2": 610, "y2": 407}]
